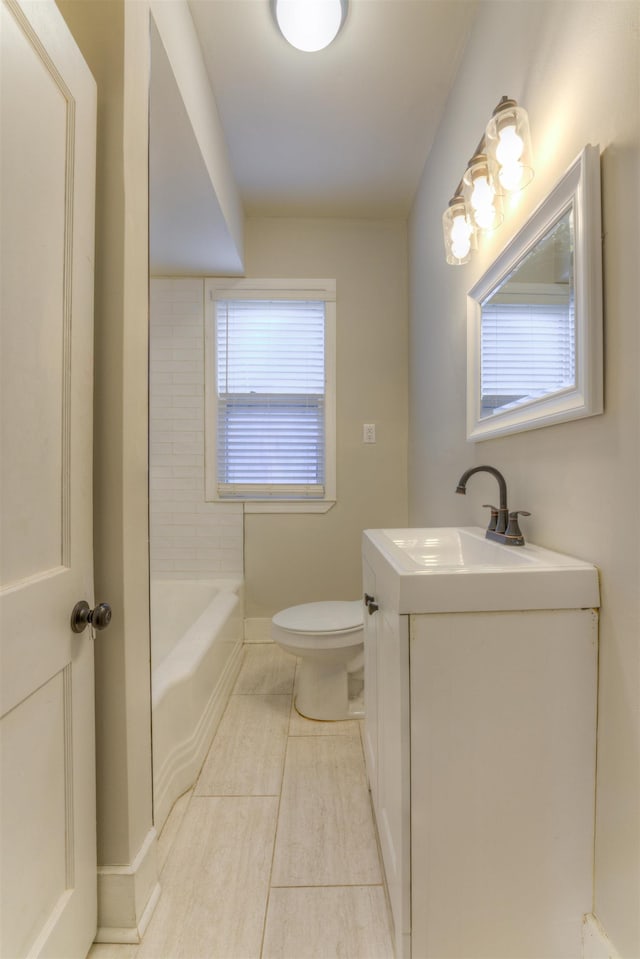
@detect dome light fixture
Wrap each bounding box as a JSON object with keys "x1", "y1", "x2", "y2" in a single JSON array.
[{"x1": 272, "y1": 0, "x2": 348, "y2": 53}]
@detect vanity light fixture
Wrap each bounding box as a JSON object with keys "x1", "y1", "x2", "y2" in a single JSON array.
[
  {"x1": 442, "y1": 194, "x2": 477, "y2": 265},
  {"x1": 443, "y1": 96, "x2": 534, "y2": 264},
  {"x1": 485, "y1": 97, "x2": 534, "y2": 194},
  {"x1": 463, "y1": 153, "x2": 503, "y2": 232},
  {"x1": 272, "y1": 0, "x2": 348, "y2": 53}
]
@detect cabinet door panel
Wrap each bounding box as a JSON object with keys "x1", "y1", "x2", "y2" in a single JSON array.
[{"x1": 410, "y1": 610, "x2": 597, "y2": 959}]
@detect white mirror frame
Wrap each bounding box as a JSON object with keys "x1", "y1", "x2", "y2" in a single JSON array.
[{"x1": 467, "y1": 144, "x2": 603, "y2": 441}]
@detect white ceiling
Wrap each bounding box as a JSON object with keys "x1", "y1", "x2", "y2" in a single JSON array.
[{"x1": 150, "y1": 0, "x2": 477, "y2": 272}]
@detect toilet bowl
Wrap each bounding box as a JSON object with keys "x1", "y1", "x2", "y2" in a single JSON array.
[{"x1": 271, "y1": 600, "x2": 364, "y2": 721}]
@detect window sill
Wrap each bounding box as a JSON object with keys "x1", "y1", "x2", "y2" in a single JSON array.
[{"x1": 243, "y1": 499, "x2": 336, "y2": 514}]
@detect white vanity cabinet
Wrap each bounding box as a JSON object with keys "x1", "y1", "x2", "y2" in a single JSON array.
[
  {"x1": 363, "y1": 557, "x2": 411, "y2": 958},
  {"x1": 362, "y1": 528, "x2": 600, "y2": 959},
  {"x1": 362, "y1": 557, "x2": 379, "y2": 806}
]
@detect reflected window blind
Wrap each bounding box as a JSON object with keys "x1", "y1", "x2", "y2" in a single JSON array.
[
  {"x1": 215, "y1": 299, "x2": 326, "y2": 499},
  {"x1": 481, "y1": 300, "x2": 575, "y2": 398}
]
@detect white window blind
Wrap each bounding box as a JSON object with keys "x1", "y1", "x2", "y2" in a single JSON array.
[
  {"x1": 215, "y1": 298, "x2": 326, "y2": 499},
  {"x1": 480, "y1": 292, "x2": 575, "y2": 416}
]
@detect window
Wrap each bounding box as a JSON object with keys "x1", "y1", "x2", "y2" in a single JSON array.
[{"x1": 205, "y1": 279, "x2": 336, "y2": 512}]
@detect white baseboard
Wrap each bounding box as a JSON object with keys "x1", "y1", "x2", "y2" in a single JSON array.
[
  {"x1": 244, "y1": 617, "x2": 273, "y2": 643},
  {"x1": 583, "y1": 914, "x2": 620, "y2": 959},
  {"x1": 95, "y1": 827, "x2": 160, "y2": 944}
]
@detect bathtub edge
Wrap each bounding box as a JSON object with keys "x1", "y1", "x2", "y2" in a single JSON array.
[{"x1": 153, "y1": 637, "x2": 244, "y2": 833}]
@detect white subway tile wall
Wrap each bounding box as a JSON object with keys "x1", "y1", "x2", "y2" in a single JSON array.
[{"x1": 149, "y1": 279, "x2": 243, "y2": 578}]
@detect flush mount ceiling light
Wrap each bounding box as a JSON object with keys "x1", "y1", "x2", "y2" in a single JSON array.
[
  {"x1": 442, "y1": 96, "x2": 534, "y2": 265},
  {"x1": 272, "y1": 0, "x2": 348, "y2": 52}
]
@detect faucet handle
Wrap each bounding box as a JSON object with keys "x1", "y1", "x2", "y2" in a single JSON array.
[
  {"x1": 482, "y1": 504, "x2": 499, "y2": 532},
  {"x1": 506, "y1": 510, "x2": 531, "y2": 545}
]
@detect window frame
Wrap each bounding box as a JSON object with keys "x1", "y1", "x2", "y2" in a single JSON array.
[{"x1": 204, "y1": 277, "x2": 336, "y2": 514}]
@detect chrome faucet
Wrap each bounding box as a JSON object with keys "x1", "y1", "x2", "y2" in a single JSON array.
[{"x1": 455, "y1": 465, "x2": 530, "y2": 546}]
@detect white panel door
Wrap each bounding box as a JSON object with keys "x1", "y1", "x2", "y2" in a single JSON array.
[{"x1": 0, "y1": 1, "x2": 98, "y2": 956}]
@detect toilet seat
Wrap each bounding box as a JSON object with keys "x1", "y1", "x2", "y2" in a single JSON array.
[
  {"x1": 272, "y1": 601, "x2": 363, "y2": 651},
  {"x1": 273, "y1": 600, "x2": 362, "y2": 634}
]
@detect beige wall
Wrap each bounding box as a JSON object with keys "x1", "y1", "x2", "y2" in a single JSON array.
[
  {"x1": 57, "y1": 0, "x2": 152, "y2": 865},
  {"x1": 243, "y1": 217, "x2": 409, "y2": 617},
  {"x1": 57, "y1": 0, "x2": 158, "y2": 938},
  {"x1": 408, "y1": 2, "x2": 639, "y2": 955}
]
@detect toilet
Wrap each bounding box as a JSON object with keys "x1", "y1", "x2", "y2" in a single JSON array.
[{"x1": 271, "y1": 600, "x2": 364, "y2": 721}]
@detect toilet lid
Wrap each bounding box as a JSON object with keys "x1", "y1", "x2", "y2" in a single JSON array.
[{"x1": 273, "y1": 600, "x2": 363, "y2": 633}]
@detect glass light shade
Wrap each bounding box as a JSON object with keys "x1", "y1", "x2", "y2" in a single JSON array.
[
  {"x1": 273, "y1": 0, "x2": 347, "y2": 52},
  {"x1": 462, "y1": 153, "x2": 504, "y2": 232},
  {"x1": 442, "y1": 196, "x2": 477, "y2": 265},
  {"x1": 485, "y1": 98, "x2": 534, "y2": 194}
]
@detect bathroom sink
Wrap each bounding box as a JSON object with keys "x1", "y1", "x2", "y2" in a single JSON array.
[{"x1": 363, "y1": 526, "x2": 600, "y2": 613}]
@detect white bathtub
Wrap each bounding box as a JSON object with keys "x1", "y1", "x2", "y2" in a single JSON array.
[{"x1": 151, "y1": 578, "x2": 244, "y2": 831}]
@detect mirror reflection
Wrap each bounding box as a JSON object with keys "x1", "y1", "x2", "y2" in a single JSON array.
[{"x1": 480, "y1": 208, "x2": 574, "y2": 419}]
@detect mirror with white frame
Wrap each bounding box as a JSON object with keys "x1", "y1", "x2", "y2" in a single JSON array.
[{"x1": 467, "y1": 144, "x2": 603, "y2": 441}]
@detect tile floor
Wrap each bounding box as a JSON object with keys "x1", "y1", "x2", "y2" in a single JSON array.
[{"x1": 89, "y1": 644, "x2": 394, "y2": 959}]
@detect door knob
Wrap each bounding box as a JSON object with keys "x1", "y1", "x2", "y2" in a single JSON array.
[{"x1": 70, "y1": 600, "x2": 112, "y2": 634}]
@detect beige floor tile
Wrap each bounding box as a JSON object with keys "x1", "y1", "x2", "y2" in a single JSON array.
[
  {"x1": 137, "y1": 796, "x2": 278, "y2": 959},
  {"x1": 233, "y1": 644, "x2": 296, "y2": 695},
  {"x1": 288, "y1": 698, "x2": 361, "y2": 738},
  {"x1": 195, "y1": 695, "x2": 290, "y2": 795},
  {"x1": 272, "y1": 736, "x2": 382, "y2": 886},
  {"x1": 88, "y1": 946, "x2": 139, "y2": 959},
  {"x1": 262, "y1": 885, "x2": 394, "y2": 959},
  {"x1": 157, "y1": 787, "x2": 192, "y2": 873}
]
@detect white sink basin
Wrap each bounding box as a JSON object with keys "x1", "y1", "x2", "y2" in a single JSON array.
[{"x1": 363, "y1": 526, "x2": 600, "y2": 613}]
